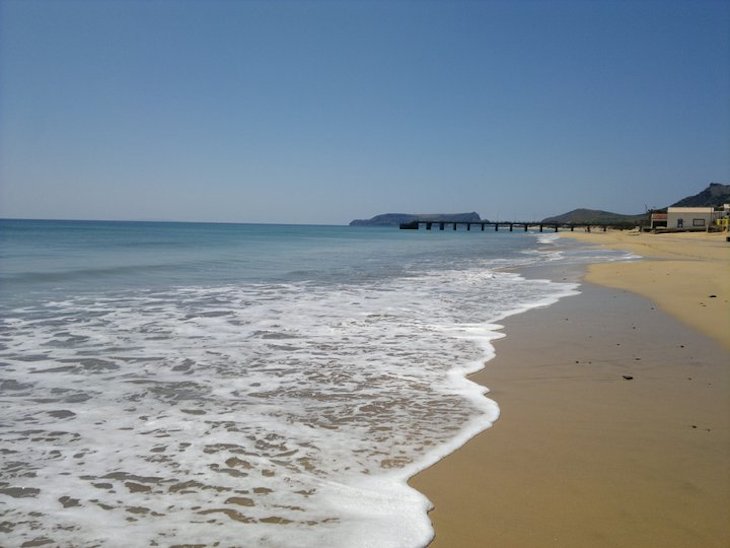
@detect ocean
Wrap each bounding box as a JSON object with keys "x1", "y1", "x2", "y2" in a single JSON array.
[{"x1": 0, "y1": 219, "x2": 631, "y2": 547}]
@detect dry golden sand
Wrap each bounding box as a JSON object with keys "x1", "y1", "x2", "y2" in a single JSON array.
[
  {"x1": 410, "y1": 231, "x2": 730, "y2": 547},
  {"x1": 563, "y1": 231, "x2": 730, "y2": 351}
]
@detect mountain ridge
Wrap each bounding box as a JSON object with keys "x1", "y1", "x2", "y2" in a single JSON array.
[
  {"x1": 541, "y1": 208, "x2": 647, "y2": 225},
  {"x1": 670, "y1": 183, "x2": 730, "y2": 208},
  {"x1": 541, "y1": 182, "x2": 729, "y2": 225},
  {"x1": 350, "y1": 183, "x2": 728, "y2": 228}
]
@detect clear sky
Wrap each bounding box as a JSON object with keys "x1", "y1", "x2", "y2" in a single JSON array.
[{"x1": 1, "y1": 0, "x2": 728, "y2": 224}]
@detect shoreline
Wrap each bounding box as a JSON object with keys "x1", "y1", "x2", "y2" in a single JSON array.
[
  {"x1": 561, "y1": 230, "x2": 730, "y2": 350},
  {"x1": 410, "y1": 231, "x2": 730, "y2": 546}
]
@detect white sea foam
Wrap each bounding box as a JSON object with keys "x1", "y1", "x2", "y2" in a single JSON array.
[
  {"x1": 535, "y1": 232, "x2": 562, "y2": 245},
  {"x1": 0, "y1": 251, "x2": 582, "y2": 546}
]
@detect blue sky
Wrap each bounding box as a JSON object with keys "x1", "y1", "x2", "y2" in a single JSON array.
[{"x1": 1, "y1": 0, "x2": 728, "y2": 224}]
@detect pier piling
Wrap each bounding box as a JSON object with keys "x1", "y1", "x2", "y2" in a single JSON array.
[{"x1": 399, "y1": 220, "x2": 613, "y2": 233}]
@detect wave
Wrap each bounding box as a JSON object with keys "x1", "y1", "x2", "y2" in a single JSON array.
[{"x1": 0, "y1": 259, "x2": 579, "y2": 546}]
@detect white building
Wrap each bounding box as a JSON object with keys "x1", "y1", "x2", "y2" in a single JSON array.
[{"x1": 665, "y1": 207, "x2": 715, "y2": 230}]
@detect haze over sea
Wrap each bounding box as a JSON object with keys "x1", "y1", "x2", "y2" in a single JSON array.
[{"x1": 0, "y1": 219, "x2": 632, "y2": 547}]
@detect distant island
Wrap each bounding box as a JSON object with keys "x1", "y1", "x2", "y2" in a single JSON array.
[
  {"x1": 350, "y1": 212, "x2": 484, "y2": 227},
  {"x1": 350, "y1": 183, "x2": 729, "y2": 228}
]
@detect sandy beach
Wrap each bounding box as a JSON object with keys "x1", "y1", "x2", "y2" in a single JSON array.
[
  {"x1": 563, "y1": 231, "x2": 730, "y2": 351},
  {"x1": 410, "y1": 231, "x2": 730, "y2": 547}
]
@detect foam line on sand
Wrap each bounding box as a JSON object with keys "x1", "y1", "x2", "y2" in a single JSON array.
[{"x1": 410, "y1": 231, "x2": 730, "y2": 547}]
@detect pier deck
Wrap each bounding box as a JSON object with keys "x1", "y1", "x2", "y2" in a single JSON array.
[{"x1": 399, "y1": 220, "x2": 608, "y2": 232}]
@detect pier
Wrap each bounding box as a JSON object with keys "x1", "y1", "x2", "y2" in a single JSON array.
[{"x1": 399, "y1": 220, "x2": 608, "y2": 232}]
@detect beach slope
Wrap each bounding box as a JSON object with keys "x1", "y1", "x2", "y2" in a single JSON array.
[{"x1": 410, "y1": 231, "x2": 730, "y2": 547}]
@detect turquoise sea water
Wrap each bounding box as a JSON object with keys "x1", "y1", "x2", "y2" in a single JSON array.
[{"x1": 0, "y1": 219, "x2": 628, "y2": 547}]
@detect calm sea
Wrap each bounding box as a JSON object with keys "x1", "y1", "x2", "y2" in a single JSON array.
[{"x1": 0, "y1": 219, "x2": 630, "y2": 547}]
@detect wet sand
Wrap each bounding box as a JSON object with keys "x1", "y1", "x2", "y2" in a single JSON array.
[
  {"x1": 563, "y1": 230, "x2": 729, "y2": 350},
  {"x1": 410, "y1": 231, "x2": 730, "y2": 547}
]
